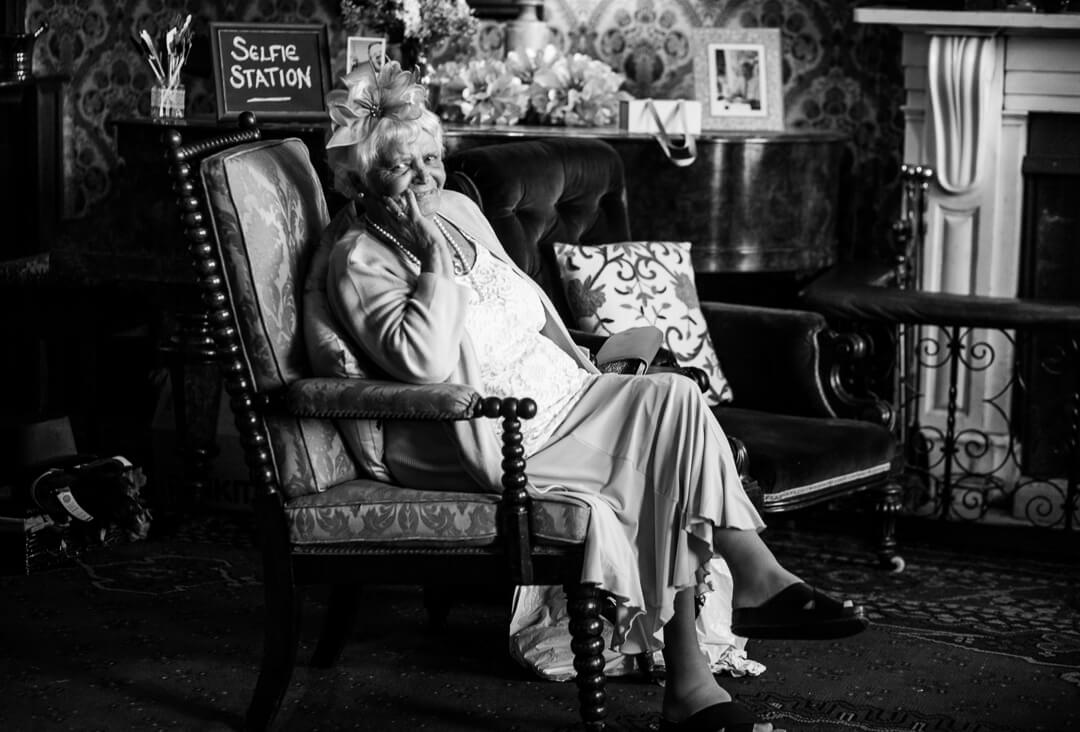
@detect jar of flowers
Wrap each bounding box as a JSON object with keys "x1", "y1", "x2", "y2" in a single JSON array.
[{"x1": 340, "y1": 0, "x2": 480, "y2": 74}]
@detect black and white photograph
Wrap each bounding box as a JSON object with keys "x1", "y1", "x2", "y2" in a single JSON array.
[
  {"x1": 693, "y1": 27, "x2": 784, "y2": 130},
  {"x1": 345, "y1": 34, "x2": 385, "y2": 75},
  {"x1": 2, "y1": 2, "x2": 1079, "y2": 731}
]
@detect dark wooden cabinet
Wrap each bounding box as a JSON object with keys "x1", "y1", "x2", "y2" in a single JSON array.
[
  {"x1": 0, "y1": 75, "x2": 65, "y2": 258},
  {"x1": 443, "y1": 125, "x2": 848, "y2": 277},
  {"x1": 97, "y1": 118, "x2": 846, "y2": 286}
]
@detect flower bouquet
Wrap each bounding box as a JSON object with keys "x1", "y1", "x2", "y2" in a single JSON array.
[
  {"x1": 434, "y1": 45, "x2": 630, "y2": 127},
  {"x1": 340, "y1": 0, "x2": 479, "y2": 69},
  {"x1": 430, "y1": 59, "x2": 530, "y2": 125}
]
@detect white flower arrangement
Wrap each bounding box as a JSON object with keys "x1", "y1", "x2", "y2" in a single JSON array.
[
  {"x1": 433, "y1": 45, "x2": 631, "y2": 127},
  {"x1": 340, "y1": 0, "x2": 478, "y2": 54}
]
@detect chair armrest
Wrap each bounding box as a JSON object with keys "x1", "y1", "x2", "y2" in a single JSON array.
[
  {"x1": 701, "y1": 302, "x2": 835, "y2": 418},
  {"x1": 267, "y1": 377, "x2": 484, "y2": 420}
]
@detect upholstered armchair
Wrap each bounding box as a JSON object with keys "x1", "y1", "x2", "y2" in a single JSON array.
[
  {"x1": 163, "y1": 115, "x2": 902, "y2": 731},
  {"x1": 443, "y1": 138, "x2": 905, "y2": 567},
  {"x1": 164, "y1": 115, "x2": 682, "y2": 732}
]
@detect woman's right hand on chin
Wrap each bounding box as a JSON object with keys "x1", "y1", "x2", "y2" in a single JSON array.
[{"x1": 369, "y1": 191, "x2": 455, "y2": 276}]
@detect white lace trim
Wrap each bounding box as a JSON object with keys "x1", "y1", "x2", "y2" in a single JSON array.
[{"x1": 457, "y1": 244, "x2": 591, "y2": 454}]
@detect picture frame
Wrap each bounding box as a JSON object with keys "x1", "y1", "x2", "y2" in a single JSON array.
[
  {"x1": 692, "y1": 27, "x2": 784, "y2": 132},
  {"x1": 346, "y1": 36, "x2": 386, "y2": 76},
  {"x1": 209, "y1": 22, "x2": 332, "y2": 121}
]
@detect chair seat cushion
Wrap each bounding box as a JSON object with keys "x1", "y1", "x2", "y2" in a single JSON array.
[
  {"x1": 713, "y1": 407, "x2": 897, "y2": 509},
  {"x1": 286, "y1": 479, "x2": 590, "y2": 547}
]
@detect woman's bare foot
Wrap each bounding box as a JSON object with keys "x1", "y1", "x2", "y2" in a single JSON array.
[
  {"x1": 712, "y1": 528, "x2": 803, "y2": 609},
  {"x1": 661, "y1": 674, "x2": 731, "y2": 723},
  {"x1": 661, "y1": 588, "x2": 774, "y2": 730},
  {"x1": 730, "y1": 566, "x2": 802, "y2": 610},
  {"x1": 661, "y1": 678, "x2": 775, "y2": 731}
]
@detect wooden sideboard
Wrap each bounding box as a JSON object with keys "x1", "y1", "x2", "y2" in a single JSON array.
[
  {"x1": 443, "y1": 125, "x2": 848, "y2": 277},
  {"x1": 0, "y1": 75, "x2": 65, "y2": 259},
  {"x1": 84, "y1": 117, "x2": 847, "y2": 287}
]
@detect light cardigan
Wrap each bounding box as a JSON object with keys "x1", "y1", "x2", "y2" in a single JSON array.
[{"x1": 326, "y1": 189, "x2": 601, "y2": 493}]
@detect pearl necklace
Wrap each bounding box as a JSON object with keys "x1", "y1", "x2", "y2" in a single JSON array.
[
  {"x1": 365, "y1": 216, "x2": 422, "y2": 270},
  {"x1": 433, "y1": 216, "x2": 474, "y2": 275},
  {"x1": 365, "y1": 215, "x2": 472, "y2": 276}
]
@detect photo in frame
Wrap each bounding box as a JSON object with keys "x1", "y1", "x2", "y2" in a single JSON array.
[
  {"x1": 692, "y1": 28, "x2": 784, "y2": 131},
  {"x1": 346, "y1": 36, "x2": 386, "y2": 76}
]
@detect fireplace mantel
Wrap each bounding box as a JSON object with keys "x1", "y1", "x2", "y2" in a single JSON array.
[
  {"x1": 857, "y1": 6, "x2": 1080, "y2": 457},
  {"x1": 855, "y1": 6, "x2": 1080, "y2": 294},
  {"x1": 855, "y1": 7, "x2": 1080, "y2": 34}
]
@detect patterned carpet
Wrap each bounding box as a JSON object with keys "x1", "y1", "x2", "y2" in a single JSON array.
[{"x1": 2, "y1": 513, "x2": 1077, "y2": 731}]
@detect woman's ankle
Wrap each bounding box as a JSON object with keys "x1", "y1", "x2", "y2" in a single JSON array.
[
  {"x1": 662, "y1": 676, "x2": 731, "y2": 723},
  {"x1": 731, "y1": 569, "x2": 802, "y2": 609}
]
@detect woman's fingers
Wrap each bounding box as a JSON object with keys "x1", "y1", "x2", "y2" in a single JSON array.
[
  {"x1": 402, "y1": 189, "x2": 420, "y2": 218},
  {"x1": 382, "y1": 195, "x2": 406, "y2": 220}
]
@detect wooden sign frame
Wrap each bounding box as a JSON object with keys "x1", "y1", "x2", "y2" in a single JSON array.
[{"x1": 209, "y1": 22, "x2": 332, "y2": 121}]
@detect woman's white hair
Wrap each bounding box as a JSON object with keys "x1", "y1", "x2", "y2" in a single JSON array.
[{"x1": 325, "y1": 61, "x2": 443, "y2": 199}]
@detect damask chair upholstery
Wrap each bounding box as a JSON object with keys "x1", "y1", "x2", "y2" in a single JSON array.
[
  {"x1": 444, "y1": 138, "x2": 906, "y2": 568},
  {"x1": 164, "y1": 117, "x2": 614, "y2": 731}
]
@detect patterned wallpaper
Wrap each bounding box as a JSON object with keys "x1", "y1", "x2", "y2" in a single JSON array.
[{"x1": 24, "y1": 0, "x2": 902, "y2": 260}]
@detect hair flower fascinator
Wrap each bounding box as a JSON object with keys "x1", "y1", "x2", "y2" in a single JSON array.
[{"x1": 326, "y1": 60, "x2": 427, "y2": 150}]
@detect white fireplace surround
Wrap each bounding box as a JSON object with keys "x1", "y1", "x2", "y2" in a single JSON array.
[
  {"x1": 856, "y1": 9, "x2": 1080, "y2": 497},
  {"x1": 856, "y1": 8, "x2": 1080, "y2": 302}
]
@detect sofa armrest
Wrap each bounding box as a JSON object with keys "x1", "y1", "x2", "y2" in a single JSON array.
[
  {"x1": 702, "y1": 301, "x2": 895, "y2": 427},
  {"x1": 701, "y1": 302, "x2": 835, "y2": 418},
  {"x1": 266, "y1": 377, "x2": 484, "y2": 420}
]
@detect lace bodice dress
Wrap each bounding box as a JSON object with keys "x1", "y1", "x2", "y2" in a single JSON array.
[
  {"x1": 456, "y1": 242, "x2": 594, "y2": 454},
  {"x1": 339, "y1": 208, "x2": 763, "y2": 664}
]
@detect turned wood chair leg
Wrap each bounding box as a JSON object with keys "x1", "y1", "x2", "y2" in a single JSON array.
[
  {"x1": 875, "y1": 480, "x2": 906, "y2": 572},
  {"x1": 311, "y1": 584, "x2": 360, "y2": 667},
  {"x1": 565, "y1": 581, "x2": 608, "y2": 731},
  {"x1": 245, "y1": 559, "x2": 302, "y2": 731}
]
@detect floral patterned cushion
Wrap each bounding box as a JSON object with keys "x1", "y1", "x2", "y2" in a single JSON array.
[
  {"x1": 553, "y1": 241, "x2": 733, "y2": 405},
  {"x1": 285, "y1": 480, "x2": 590, "y2": 546}
]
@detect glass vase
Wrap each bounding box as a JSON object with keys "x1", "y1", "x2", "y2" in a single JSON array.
[{"x1": 150, "y1": 85, "x2": 186, "y2": 122}]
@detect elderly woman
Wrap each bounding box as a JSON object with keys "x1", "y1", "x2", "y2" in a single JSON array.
[{"x1": 320, "y1": 61, "x2": 866, "y2": 732}]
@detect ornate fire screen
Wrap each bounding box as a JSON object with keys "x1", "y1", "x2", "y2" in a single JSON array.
[{"x1": 803, "y1": 165, "x2": 1080, "y2": 530}]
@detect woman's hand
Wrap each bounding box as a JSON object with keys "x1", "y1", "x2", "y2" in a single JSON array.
[{"x1": 370, "y1": 190, "x2": 455, "y2": 275}]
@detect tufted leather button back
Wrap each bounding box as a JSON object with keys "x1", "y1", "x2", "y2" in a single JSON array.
[{"x1": 446, "y1": 138, "x2": 631, "y2": 324}]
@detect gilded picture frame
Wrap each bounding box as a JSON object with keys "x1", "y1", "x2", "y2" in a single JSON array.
[{"x1": 692, "y1": 27, "x2": 784, "y2": 132}]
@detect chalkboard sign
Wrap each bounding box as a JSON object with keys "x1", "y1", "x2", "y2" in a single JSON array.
[{"x1": 210, "y1": 22, "x2": 332, "y2": 121}]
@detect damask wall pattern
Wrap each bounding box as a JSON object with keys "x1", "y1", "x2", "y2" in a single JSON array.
[
  {"x1": 24, "y1": 0, "x2": 903, "y2": 259},
  {"x1": 25, "y1": 0, "x2": 344, "y2": 219},
  {"x1": 543, "y1": 0, "x2": 905, "y2": 258}
]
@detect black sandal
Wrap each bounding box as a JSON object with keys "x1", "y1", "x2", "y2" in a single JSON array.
[
  {"x1": 731, "y1": 582, "x2": 868, "y2": 640},
  {"x1": 658, "y1": 700, "x2": 759, "y2": 732}
]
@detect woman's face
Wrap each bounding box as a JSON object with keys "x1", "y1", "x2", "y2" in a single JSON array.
[{"x1": 371, "y1": 130, "x2": 446, "y2": 217}]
